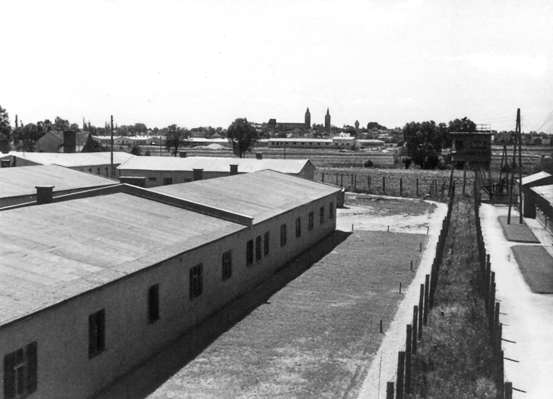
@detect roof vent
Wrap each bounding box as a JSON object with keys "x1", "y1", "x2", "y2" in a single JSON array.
[
  {"x1": 35, "y1": 185, "x2": 55, "y2": 204},
  {"x1": 193, "y1": 168, "x2": 203, "y2": 181}
]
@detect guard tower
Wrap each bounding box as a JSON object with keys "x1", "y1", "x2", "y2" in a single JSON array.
[{"x1": 450, "y1": 127, "x2": 492, "y2": 169}]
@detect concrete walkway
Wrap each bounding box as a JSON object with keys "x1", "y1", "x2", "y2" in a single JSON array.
[
  {"x1": 480, "y1": 204, "x2": 553, "y2": 398},
  {"x1": 355, "y1": 201, "x2": 447, "y2": 399}
]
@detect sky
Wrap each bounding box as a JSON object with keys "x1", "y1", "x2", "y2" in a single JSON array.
[{"x1": 2, "y1": 0, "x2": 553, "y2": 131}]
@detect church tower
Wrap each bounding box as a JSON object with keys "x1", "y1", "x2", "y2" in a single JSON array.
[
  {"x1": 304, "y1": 107, "x2": 311, "y2": 129},
  {"x1": 325, "y1": 108, "x2": 331, "y2": 133}
]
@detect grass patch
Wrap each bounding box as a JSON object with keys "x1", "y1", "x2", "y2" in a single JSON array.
[
  {"x1": 497, "y1": 216, "x2": 539, "y2": 243},
  {"x1": 147, "y1": 231, "x2": 427, "y2": 399},
  {"x1": 409, "y1": 199, "x2": 499, "y2": 399},
  {"x1": 511, "y1": 245, "x2": 553, "y2": 293}
]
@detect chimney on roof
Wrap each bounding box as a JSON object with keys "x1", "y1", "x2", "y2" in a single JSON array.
[
  {"x1": 255, "y1": 152, "x2": 263, "y2": 160},
  {"x1": 193, "y1": 168, "x2": 203, "y2": 181},
  {"x1": 1, "y1": 159, "x2": 11, "y2": 168},
  {"x1": 179, "y1": 151, "x2": 187, "y2": 158},
  {"x1": 63, "y1": 130, "x2": 77, "y2": 153},
  {"x1": 229, "y1": 164, "x2": 238, "y2": 175},
  {"x1": 35, "y1": 186, "x2": 54, "y2": 204}
]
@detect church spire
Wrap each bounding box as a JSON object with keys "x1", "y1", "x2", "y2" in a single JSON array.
[
  {"x1": 305, "y1": 107, "x2": 311, "y2": 129},
  {"x1": 325, "y1": 108, "x2": 331, "y2": 133}
]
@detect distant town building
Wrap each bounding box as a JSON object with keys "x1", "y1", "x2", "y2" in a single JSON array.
[
  {"x1": 0, "y1": 170, "x2": 339, "y2": 399},
  {"x1": 35, "y1": 130, "x2": 98, "y2": 153}
]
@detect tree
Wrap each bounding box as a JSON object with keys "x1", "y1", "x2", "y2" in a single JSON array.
[
  {"x1": 227, "y1": 118, "x2": 258, "y2": 158},
  {"x1": 54, "y1": 116, "x2": 70, "y2": 131},
  {"x1": 165, "y1": 124, "x2": 189, "y2": 156},
  {"x1": 0, "y1": 105, "x2": 11, "y2": 153},
  {"x1": 130, "y1": 144, "x2": 142, "y2": 155},
  {"x1": 448, "y1": 117, "x2": 476, "y2": 133},
  {"x1": 13, "y1": 123, "x2": 41, "y2": 151},
  {"x1": 402, "y1": 121, "x2": 442, "y2": 169}
]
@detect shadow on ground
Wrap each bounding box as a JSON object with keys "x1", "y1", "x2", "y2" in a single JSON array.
[{"x1": 94, "y1": 230, "x2": 351, "y2": 399}]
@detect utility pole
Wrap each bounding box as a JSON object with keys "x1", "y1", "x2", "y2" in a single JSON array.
[
  {"x1": 517, "y1": 108, "x2": 523, "y2": 224},
  {"x1": 110, "y1": 115, "x2": 114, "y2": 178}
]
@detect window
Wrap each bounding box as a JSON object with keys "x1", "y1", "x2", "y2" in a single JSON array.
[
  {"x1": 222, "y1": 250, "x2": 232, "y2": 280},
  {"x1": 88, "y1": 309, "x2": 106, "y2": 358},
  {"x1": 263, "y1": 232, "x2": 270, "y2": 256},
  {"x1": 3, "y1": 342, "x2": 37, "y2": 399},
  {"x1": 295, "y1": 217, "x2": 302, "y2": 238},
  {"x1": 320, "y1": 206, "x2": 325, "y2": 224},
  {"x1": 329, "y1": 202, "x2": 334, "y2": 219},
  {"x1": 280, "y1": 224, "x2": 287, "y2": 247},
  {"x1": 189, "y1": 264, "x2": 203, "y2": 299},
  {"x1": 163, "y1": 177, "x2": 173, "y2": 185},
  {"x1": 148, "y1": 177, "x2": 157, "y2": 182},
  {"x1": 105, "y1": 167, "x2": 109, "y2": 176},
  {"x1": 246, "y1": 240, "x2": 254, "y2": 265},
  {"x1": 308, "y1": 211, "x2": 314, "y2": 231},
  {"x1": 148, "y1": 284, "x2": 160, "y2": 323},
  {"x1": 88, "y1": 168, "x2": 92, "y2": 173},
  {"x1": 255, "y1": 236, "x2": 262, "y2": 261},
  {"x1": 97, "y1": 168, "x2": 100, "y2": 175}
]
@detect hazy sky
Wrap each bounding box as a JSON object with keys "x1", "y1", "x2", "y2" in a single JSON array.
[{"x1": 2, "y1": 0, "x2": 553, "y2": 131}]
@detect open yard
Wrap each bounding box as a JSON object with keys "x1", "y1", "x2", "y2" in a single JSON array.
[{"x1": 144, "y1": 230, "x2": 426, "y2": 399}]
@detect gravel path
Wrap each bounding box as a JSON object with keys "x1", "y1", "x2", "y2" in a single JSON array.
[{"x1": 480, "y1": 204, "x2": 553, "y2": 398}]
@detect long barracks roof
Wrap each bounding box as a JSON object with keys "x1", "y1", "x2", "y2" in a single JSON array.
[
  {"x1": 6, "y1": 151, "x2": 135, "y2": 167},
  {"x1": 152, "y1": 169, "x2": 340, "y2": 223},
  {"x1": 117, "y1": 156, "x2": 312, "y2": 174},
  {"x1": 0, "y1": 192, "x2": 246, "y2": 327},
  {"x1": 0, "y1": 165, "x2": 117, "y2": 199}
]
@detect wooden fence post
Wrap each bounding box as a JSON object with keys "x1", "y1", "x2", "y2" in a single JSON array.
[
  {"x1": 504, "y1": 382, "x2": 512, "y2": 399},
  {"x1": 418, "y1": 284, "x2": 424, "y2": 339},
  {"x1": 400, "y1": 177, "x2": 403, "y2": 196},
  {"x1": 386, "y1": 382, "x2": 394, "y2": 399},
  {"x1": 424, "y1": 275, "x2": 430, "y2": 324},
  {"x1": 383, "y1": 176, "x2": 386, "y2": 194},
  {"x1": 322, "y1": 172, "x2": 325, "y2": 182},
  {"x1": 412, "y1": 306, "x2": 418, "y2": 353},
  {"x1": 396, "y1": 351, "x2": 405, "y2": 399},
  {"x1": 405, "y1": 325, "x2": 412, "y2": 393},
  {"x1": 416, "y1": 178, "x2": 419, "y2": 196},
  {"x1": 368, "y1": 175, "x2": 371, "y2": 193}
]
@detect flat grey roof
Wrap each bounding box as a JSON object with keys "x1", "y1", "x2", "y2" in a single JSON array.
[
  {"x1": 153, "y1": 169, "x2": 339, "y2": 222},
  {"x1": 530, "y1": 184, "x2": 553, "y2": 207},
  {"x1": 521, "y1": 171, "x2": 552, "y2": 186},
  {"x1": 5, "y1": 151, "x2": 135, "y2": 167},
  {"x1": 0, "y1": 193, "x2": 245, "y2": 327},
  {"x1": 117, "y1": 156, "x2": 312, "y2": 174},
  {"x1": 0, "y1": 165, "x2": 117, "y2": 199}
]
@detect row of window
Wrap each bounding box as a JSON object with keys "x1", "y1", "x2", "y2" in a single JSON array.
[{"x1": 4, "y1": 201, "x2": 336, "y2": 396}]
